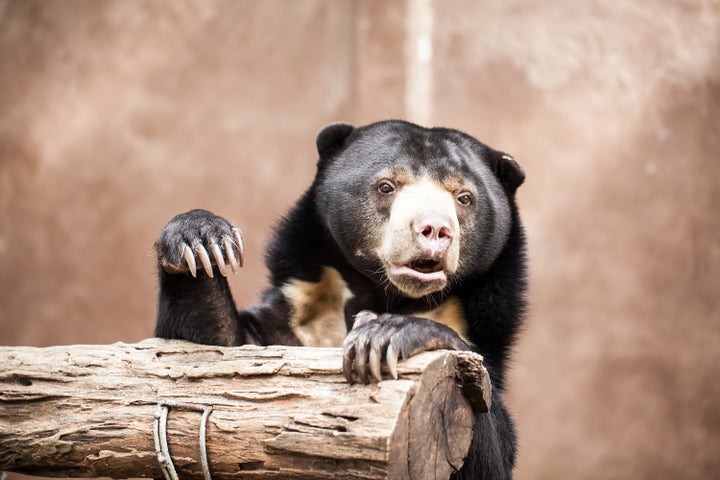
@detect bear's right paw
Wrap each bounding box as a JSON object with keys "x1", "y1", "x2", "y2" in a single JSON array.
[{"x1": 155, "y1": 209, "x2": 244, "y2": 278}]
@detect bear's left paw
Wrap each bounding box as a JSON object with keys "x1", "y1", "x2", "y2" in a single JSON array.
[{"x1": 342, "y1": 310, "x2": 469, "y2": 384}]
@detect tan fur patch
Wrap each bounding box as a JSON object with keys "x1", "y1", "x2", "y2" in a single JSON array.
[
  {"x1": 421, "y1": 297, "x2": 471, "y2": 345},
  {"x1": 377, "y1": 166, "x2": 412, "y2": 187},
  {"x1": 281, "y1": 267, "x2": 351, "y2": 347},
  {"x1": 441, "y1": 175, "x2": 476, "y2": 196}
]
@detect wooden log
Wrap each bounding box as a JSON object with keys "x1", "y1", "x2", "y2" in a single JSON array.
[{"x1": 0, "y1": 339, "x2": 491, "y2": 480}]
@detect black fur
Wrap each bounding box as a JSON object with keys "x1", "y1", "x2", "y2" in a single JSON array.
[{"x1": 154, "y1": 120, "x2": 527, "y2": 479}]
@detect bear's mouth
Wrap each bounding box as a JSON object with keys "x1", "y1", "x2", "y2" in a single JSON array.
[
  {"x1": 384, "y1": 257, "x2": 449, "y2": 298},
  {"x1": 387, "y1": 259, "x2": 447, "y2": 282},
  {"x1": 408, "y1": 258, "x2": 444, "y2": 274}
]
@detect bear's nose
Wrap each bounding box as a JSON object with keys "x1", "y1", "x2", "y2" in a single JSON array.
[{"x1": 413, "y1": 214, "x2": 454, "y2": 257}]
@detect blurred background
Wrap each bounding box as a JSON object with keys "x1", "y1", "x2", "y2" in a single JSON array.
[{"x1": 1, "y1": 0, "x2": 718, "y2": 478}]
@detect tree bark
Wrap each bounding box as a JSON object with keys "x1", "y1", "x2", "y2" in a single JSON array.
[{"x1": 0, "y1": 339, "x2": 491, "y2": 480}]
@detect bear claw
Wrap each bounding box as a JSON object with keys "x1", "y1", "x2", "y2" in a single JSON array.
[
  {"x1": 223, "y1": 237, "x2": 239, "y2": 273},
  {"x1": 194, "y1": 241, "x2": 214, "y2": 278},
  {"x1": 181, "y1": 244, "x2": 197, "y2": 277},
  {"x1": 231, "y1": 228, "x2": 244, "y2": 268},
  {"x1": 386, "y1": 342, "x2": 399, "y2": 380},
  {"x1": 210, "y1": 242, "x2": 227, "y2": 277}
]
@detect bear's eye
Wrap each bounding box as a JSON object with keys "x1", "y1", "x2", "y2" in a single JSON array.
[
  {"x1": 378, "y1": 181, "x2": 396, "y2": 195},
  {"x1": 456, "y1": 193, "x2": 473, "y2": 206}
]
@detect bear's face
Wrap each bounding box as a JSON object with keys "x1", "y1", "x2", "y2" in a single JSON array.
[{"x1": 314, "y1": 121, "x2": 522, "y2": 299}]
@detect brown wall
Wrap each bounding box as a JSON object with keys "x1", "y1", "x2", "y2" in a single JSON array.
[{"x1": 1, "y1": 1, "x2": 718, "y2": 478}]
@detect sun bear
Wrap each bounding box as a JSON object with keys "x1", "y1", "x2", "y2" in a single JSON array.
[{"x1": 154, "y1": 119, "x2": 527, "y2": 479}]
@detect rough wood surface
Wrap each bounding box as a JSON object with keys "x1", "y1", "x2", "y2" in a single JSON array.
[{"x1": 0, "y1": 339, "x2": 491, "y2": 480}]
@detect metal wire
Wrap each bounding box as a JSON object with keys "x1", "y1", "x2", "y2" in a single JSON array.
[{"x1": 153, "y1": 400, "x2": 214, "y2": 480}]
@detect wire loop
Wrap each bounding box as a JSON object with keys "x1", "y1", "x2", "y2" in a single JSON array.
[{"x1": 153, "y1": 400, "x2": 213, "y2": 480}]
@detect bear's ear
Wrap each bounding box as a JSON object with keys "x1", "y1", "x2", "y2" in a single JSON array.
[
  {"x1": 316, "y1": 122, "x2": 355, "y2": 165},
  {"x1": 493, "y1": 151, "x2": 525, "y2": 192}
]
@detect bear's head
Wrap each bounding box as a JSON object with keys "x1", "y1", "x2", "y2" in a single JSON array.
[{"x1": 314, "y1": 120, "x2": 524, "y2": 299}]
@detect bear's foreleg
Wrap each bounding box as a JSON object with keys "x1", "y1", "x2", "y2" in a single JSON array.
[
  {"x1": 450, "y1": 391, "x2": 517, "y2": 480},
  {"x1": 154, "y1": 209, "x2": 302, "y2": 347},
  {"x1": 154, "y1": 209, "x2": 245, "y2": 345}
]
